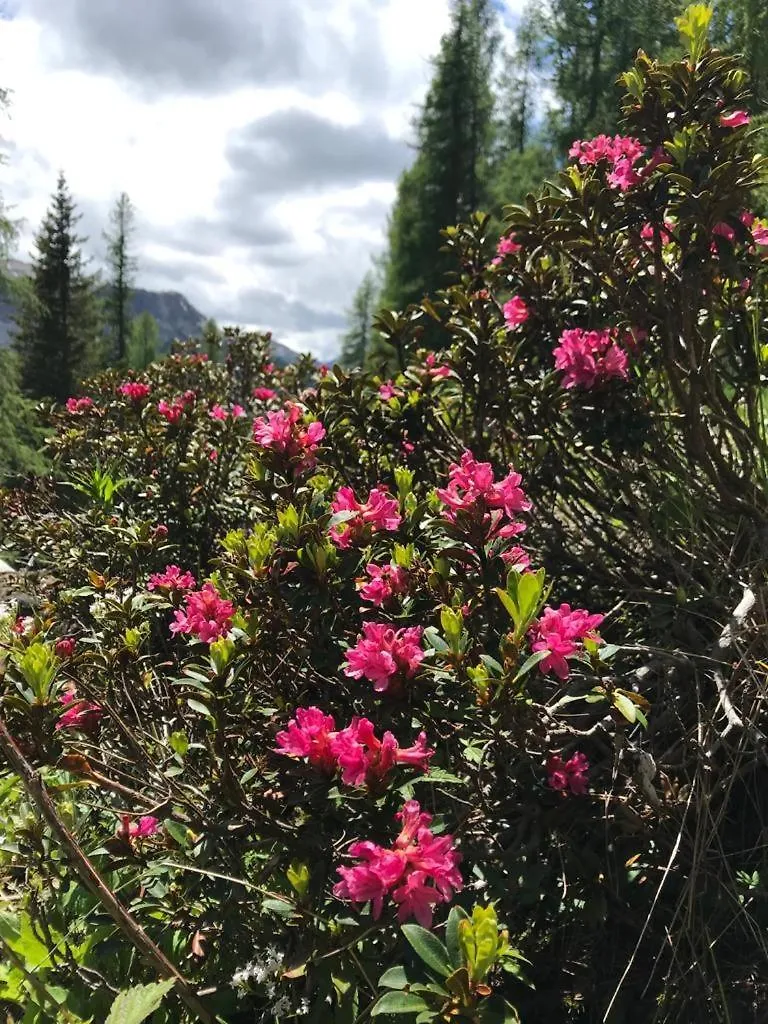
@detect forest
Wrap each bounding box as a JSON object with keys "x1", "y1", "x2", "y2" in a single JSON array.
[{"x1": 0, "y1": 2, "x2": 768, "y2": 1023}]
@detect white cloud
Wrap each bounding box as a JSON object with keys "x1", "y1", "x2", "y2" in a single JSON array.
[{"x1": 0, "y1": 0, "x2": 513, "y2": 359}]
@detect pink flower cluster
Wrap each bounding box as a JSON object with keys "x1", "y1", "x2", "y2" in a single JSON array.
[
  {"x1": 547, "y1": 752, "x2": 589, "y2": 795},
  {"x1": 491, "y1": 233, "x2": 522, "y2": 266},
  {"x1": 54, "y1": 637, "x2": 76, "y2": 659},
  {"x1": 378, "y1": 381, "x2": 403, "y2": 401},
  {"x1": 553, "y1": 327, "x2": 630, "y2": 389},
  {"x1": 359, "y1": 562, "x2": 409, "y2": 607},
  {"x1": 252, "y1": 387, "x2": 277, "y2": 401},
  {"x1": 170, "y1": 583, "x2": 235, "y2": 643},
  {"x1": 569, "y1": 134, "x2": 645, "y2": 191},
  {"x1": 503, "y1": 296, "x2": 530, "y2": 330},
  {"x1": 117, "y1": 814, "x2": 161, "y2": 842},
  {"x1": 209, "y1": 403, "x2": 246, "y2": 421},
  {"x1": 148, "y1": 564, "x2": 197, "y2": 593},
  {"x1": 531, "y1": 603, "x2": 604, "y2": 680},
  {"x1": 329, "y1": 486, "x2": 401, "y2": 549},
  {"x1": 65, "y1": 397, "x2": 94, "y2": 414},
  {"x1": 118, "y1": 381, "x2": 152, "y2": 402},
  {"x1": 424, "y1": 352, "x2": 451, "y2": 380},
  {"x1": 56, "y1": 687, "x2": 103, "y2": 732},
  {"x1": 640, "y1": 220, "x2": 674, "y2": 247},
  {"x1": 344, "y1": 622, "x2": 425, "y2": 693},
  {"x1": 334, "y1": 800, "x2": 462, "y2": 927},
  {"x1": 275, "y1": 707, "x2": 433, "y2": 788},
  {"x1": 436, "y1": 450, "x2": 530, "y2": 547},
  {"x1": 157, "y1": 390, "x2": 196, "y2": 424},
  {"x1": 252, "y1": 404, "x2": 325, "y2": 471}
]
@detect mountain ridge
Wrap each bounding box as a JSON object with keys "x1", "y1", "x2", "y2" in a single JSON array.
[{"x1": 0, "y1": 260, "x2": 300, "y2": 367}]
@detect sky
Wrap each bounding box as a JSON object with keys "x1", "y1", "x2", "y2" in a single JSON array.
[{"x1": 0, "y1": 0, "x2": 523, "y2": 359}]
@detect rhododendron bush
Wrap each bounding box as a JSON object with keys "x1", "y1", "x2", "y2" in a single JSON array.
[{"x1": 1, "y1": 15, "x2": 767, "y2": 1024}]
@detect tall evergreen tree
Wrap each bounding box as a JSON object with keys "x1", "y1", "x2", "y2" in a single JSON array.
[
  {"x1": 711, "y1": 0, "x2": 768, "y2": 110},
  {"x1": 13, "y1": 172, "x2": 104, "y2": 403},
  {"x1": 103, "y1": 191, "x2": 136, "y2": 365},
  {"x1": 545, "y1": 0, "x2": 685, "y2": 149},
  {"x1": 496, "y1": 2, "x2": 547, "y2": 157},
  {"x1": 382, "y1": 0, "x2": 499, "y2": 320},
  {"x1": 339, "y1": 269, "x2": 379, "y2": 368}
]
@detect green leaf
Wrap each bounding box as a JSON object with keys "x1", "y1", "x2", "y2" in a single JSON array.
[
  {"x1": 613, "y1": 691, "x2": 637, "y2": 724},
  {"x1": 105, "y1": 978, "x2": 176, "y2": 1024},
  {"x1": 446, "y1": 905, "x2": 470, "y2": 969},
  {"x1": 512, "y1": 649, "x2": 549, "y2": 684},
  {"x1": 286, "y1": 860, "x2": 310, "y2": 897},
  {"x1": 378, "y1": 966, "x2": 410, "y2": 990},
  {"x1": 168, "y1": 731, "x2": 189, "y2": 757},
  {"x1": 371, "y1": 991, "x2": 431, "y2": 1015},
  {"x1": 401, "y1": 924, "x2": 451, "y2": 978}
]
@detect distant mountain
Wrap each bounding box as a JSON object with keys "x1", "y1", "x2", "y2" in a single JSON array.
[{"x1": 0, "y1": 260, "x2": 299, "y2": 368}]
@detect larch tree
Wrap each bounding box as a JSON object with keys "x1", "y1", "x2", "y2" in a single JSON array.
[{"x1": 103, "y1": 191, "x2": 137, "y2": 365}]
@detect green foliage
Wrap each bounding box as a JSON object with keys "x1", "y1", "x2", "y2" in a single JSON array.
[
  {"x1": 105, "y1": 978, "x2": 176, "y2": 1024},
  {"x1": 340, "y1": 268, "x2": 380, "y2": 368},
  {"x1": 13, "y1": 172, "x2": 105, "y2": 402},
  {"x1": 0, "y1": 347, "x2": 46, "y2": 480},
  {"x1": 128, "y1": 310, "x2": 161, "y2": 370}
]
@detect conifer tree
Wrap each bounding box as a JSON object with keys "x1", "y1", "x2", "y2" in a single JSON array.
[
  {"x1": 545, "y1": 0, "x2": 684, "y2": 149},
  {"x1": 13, "y1": 172, "x2": 104, "y2": 403},
  {"x1": 104, "y1": 191, "x2": 137, "y2": 365},
  {"x1": 712, "y1": 0, "x2": 768, "y2": 109},
  {"x1": 382, "y1": 0, "x2": 498, "y2": 320},
  {"x1": 128, "y1": 311, "x2": 160, "y2": 370},
  {"x1": 339, "y1": 269, "x2": 379, "y2": 368}
]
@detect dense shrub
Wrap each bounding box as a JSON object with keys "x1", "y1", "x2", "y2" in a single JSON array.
[{"x1": 1, "y1": 11, "x2": 767, "y2": 1024}]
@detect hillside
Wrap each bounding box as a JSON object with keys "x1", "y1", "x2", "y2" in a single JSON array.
[{"x1": 0, "y1": 260, "x2": 300, "y2": 367}]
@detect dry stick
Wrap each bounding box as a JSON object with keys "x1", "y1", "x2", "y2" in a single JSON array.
[{"x1": 0, "y1": 716, "x2": 214, "y2": 1024}]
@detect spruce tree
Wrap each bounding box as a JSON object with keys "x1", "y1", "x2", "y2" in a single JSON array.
[
  {"x1": 382, "y1": 0, "x2": 498, "y2": 321},
  {"x1": 13, "y1": 172, "x2": 104, "y2": 403},
  {"x1": 339, "y1": 269, "x2": 379, "y2": 368},
  {"x1": 712, "y1": 0, "x2": 768, "y2": 110},
  {"x1": 104, "y1": 191, "x2": 137, "y2": 365}
]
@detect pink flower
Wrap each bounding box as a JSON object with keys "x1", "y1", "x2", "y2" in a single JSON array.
[
  {"x1": 752, "y1": 222, "x2": 768, "y2": 247},
  {"x1": 344, "y1": 622, "x2": 424, "y2": 693},
  {"x1": 329, "y1": 486, "x2": 401, "y2": 549},
  {"x1": 153, "y1": 525, "x2": 169, "y2": 542},
  {"x1": 170, "y1": 583, "x2": 235, "y2": 644},
  {"x1": 547, "y1": 752, "x2": 589, "y2": 796},
  {"x1": 569, "y1": 134, "x2": 644, "y2": 191},
  {"x1": 358, "y1": 563, "x2": 409, "y2": 607},
  {"x1": 436, "y1": 450, "x2": 529, "y2": 550},
  {"x1": 11, "y1": 616, "x2": 32, "y2": 636},
  {"x1": 553, "y1": 328, "x2": 630, "y2": 390},
  {"x1": 118, "y1": 381, "x2": 151, "y2": 402},
  {"x1": 117, "y1": 814, "x2": 161, "y2": 842},
  {"x1": 148, "y1": 564, "x2": 197, "y2": 593},
  {"x1": 720, "y1": 110, "x2": 750, "y2": 128},
  {"x1": 503, "y1": 296, "x2": 530, "y2": 329},
  {"x1": 264, "y1": 362, "x2": 275, "y2": 374},
  {"x1": 252, "y1": 404, "x2": 326, "y2": 472},
  {"x1": 209, "y1": 404, "x2": 228, "y2": 421},
  {"x1": 378, "y1": 381, "x2": 402, "y2": 400},
  {"x1": 54, "y1": 637, "x2": 76, "y2": 659},
  {"x1": 334, "y1": 800, "x2": 461, "y2": 927},
  {"x1": 209, "y1": 448, "x2": 218, "y2": 461},
  {"x1": 491, "y1": 233, "x2": 522, "y2": 265},
  {"x1": 253, "y1": 387, "x2": 277, "y2": 401},
  {"x1": 65, "y1": 397, "x2": 94, "y2": 414},
  {"x1": 275, "y1": 706, "x2": 338, "y2": 775},
  {"x1": 530, "y1": 603, "x2": 604, "y2": 680},
  {"x1": 157, "y1": 399, "x2": 185, "y2": 424},
  {"x1": 331, "y1": 718, "x2": 433, "y2": 788},
  {"x1": 56, "y1": 690, "x2": 103, "y2": 732},
  {"x1": 423, "y1": 353, "x2": 451, "y2": 379},
  {"x1": 500, "y1": 545, "x2": 530, "y2": 570},
  {"x1": 402, "y1": 440, "x2": 415, "y2": 454}
]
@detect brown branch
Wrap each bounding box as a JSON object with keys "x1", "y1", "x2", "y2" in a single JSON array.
[{"x1": 0, "y1": 715, "x2": 213, "y2": 1023}]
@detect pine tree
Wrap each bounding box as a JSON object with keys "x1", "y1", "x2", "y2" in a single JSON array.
[
  {"x1": 712, "y1": 0, "x2": 768, "y2": 110},
  {"x1": 339, "y1": 270, "x2": 379, "y2": 368},
  {"x1": 13, "y1": 172, "x2": 104, "y2": 403},
  {"x1": 382, "y1": 0, "x2": 499, "y2": 321},
  {"x1": 128, "y1": 311, "x2": 160, "y2": 370},
  {"x1": 496, "y1": 2, "x2": 547, "y2": 157},
  {"x1": 202, "y1": 317, "x2": 222, "y2": 362},
  {"x1": 103, "y1": 192, "x2": 137, "y2": 365}
]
